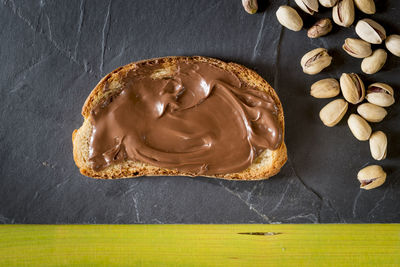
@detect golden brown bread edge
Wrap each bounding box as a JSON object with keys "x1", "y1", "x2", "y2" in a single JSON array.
[{"x1": 72, "y1": 56, "x2": 287, "y2": 180}]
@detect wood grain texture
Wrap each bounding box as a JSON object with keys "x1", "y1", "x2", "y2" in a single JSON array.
[{"x1": 0, "y1": 225, "x2": 399, "y2": 266}]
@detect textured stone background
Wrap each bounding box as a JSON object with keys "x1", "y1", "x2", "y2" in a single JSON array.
[{"x1": 0, "y1": 0, "x2": 399, "y2": 224}]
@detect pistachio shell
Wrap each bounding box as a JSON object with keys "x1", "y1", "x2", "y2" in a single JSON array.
[
  {"x1": 357, "y1": 103, "x2": 387, "y2": 123},
  {"x1": 342, "y1": 38, "x2": 372, "y2": 58},
  {"x1": 366, "y1": 83, "x2": 395, "y2": 107},
  {"x1": 276, "y1": 6, "x2": 303, "y2": 32},
  {"x1": 355, "y1": 19, "x2": 386, "y2": 44},
  {"x1": 242, "y1": 0, "x2": 258, "y2": 14},
  {"x1": 308, "y1": 18, "x2": 333, "y2": 38},
  {"x1": 332, "y1": 0, "x2": 355, "y2": 27},
  {"x1": 357, "y1": 165, "x2": 386, "y2": 190},
  {"x1": 311, "y1": 78, "x2": 340, "y2": 98},
  {"x1": 354, "y1": 0, "x2": 375, "y2": 14},
  {"x1": 340, "y1": 73, "x2": 365, "y2": 104},
  {"x1": 361, "y1": 49, "x2": 387, "y2": 75},
  {"x1": 319, "y1": 99, "x2": 348, "y2": 127},
  {"x1": 295, "y1": 0, "x2": 319, "y2": 15},
  {"x1": 347, "y1": 114, "x2": 371, "y2": 141},
  {"x1": 369, "y1": 131, "x2": 387, "y2": 161},
  {"x1": 385, "y1": 34, "x2": 400, "y2": 57},
  {"x1": 300, "y1": 48, "x2": 332, "y2": 75},
  {"x1": 319, "y1": 0, "x2": 337, "y2": 8}
]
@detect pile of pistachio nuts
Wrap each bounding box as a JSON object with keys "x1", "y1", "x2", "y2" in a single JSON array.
[{"x1": 272, "y1": 0, "x2": 400, "y2": 190}]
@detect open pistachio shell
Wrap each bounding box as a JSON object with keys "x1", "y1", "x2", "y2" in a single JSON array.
[
  {"x1": 340, "y1": 73, "x2": 365, "y2": 104},
  {"x1": 342, "y1": 38, "x2": 372, "y2": 58},
  {"x1": 332, "y1": 0, "x2": 355, "y2": 27},
  {"x1": 357, "y1": 165, "x2": 386, "y2": 190},
  {"x1": 366, "y1": 83, "x2": 395, "y2": 107},
  {"x1": 355, "y1": 19, "x2": 386, "y2": 44},
  {"x1": 295, "y1": 0, "x2": 319, "y2": 15},
  {"x1": 301, "y1": 48, "x2": 332, "y2": 75}
]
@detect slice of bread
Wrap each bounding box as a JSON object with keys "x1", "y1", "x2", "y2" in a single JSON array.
[{"x1": 73, "y1": 56, "x2": 287, "y2": 180}]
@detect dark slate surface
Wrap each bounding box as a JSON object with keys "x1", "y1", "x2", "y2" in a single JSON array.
[{"x1": 0, "y1": 0, "x2": 399, "y2": 224}]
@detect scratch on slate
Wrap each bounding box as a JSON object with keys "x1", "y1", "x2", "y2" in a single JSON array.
[
  {"x1": 246, "y1": 183, "x2": 259, "y2": 202},
  {"x1": 45, "y1": 14, "x2": 52, "y2": 41},
  {"x1": 352, "y1": 189, "x2": 363, "y2": 218},
  {"x1": 132, "y1": 194, "x2": 141, "y2": 223},
  {"x1": 273, "y1": 26, "x2": 284, "y2": 90},
  {"x1": 287, "y1": 157, "x2": 322, "y2": 222},
  {"x1": 288, "y1": 156, "x2": 345, "y2": 223},
  {"x1": 55, "y1": 177, "x2": 71, "y2": 189},
  {"x1": 33, "y1": 191, "x2": 40, "y2": 201},
  {"x1": 10, "y1": 54, "x2": 52, "y2": 93},
  {"x1": 273, "y1": 0, "x2": 289, "y2": 89},
  {"x1": 122, "y1": 181, "x2": 140, "y2": 196},
  {"x1": 112, "y1": 212, "x2": 125, "y2": 223},
  {"x1": 219, "y1": 181, "x2": 273, "y2": 223},
  {"x1": 269, "y1": 179, "x2": 291, "y2": 214},
  {"x1": 0, "y1": 214, "x2": 14, "y2": 224},
  {"x1": 198, "y1": 0, "x2": 221, "y2": 15},
  {"x1": 287, "y1": 157, "x2": 323, "y2": 202},
  {"x1": 367, "y1": 187, "x2": 389, "y2": 218},
  {"x1": 152, "y1": 218, "x2": 163, "y2": 224},
  {"x1": 20, "y1": 53, "x2": 52, "y2": 74},
  {"x1": 100, "y1": 0, "x2": 112, "y2": 75},
  {"x1": 74, "y1": 0, "x2": 85, "y2": 59},
  {"x1": 326, "y1": 199, "x2": 345, "y2": 223},
  {"x1": 2, "y1": 0, "x2": 92, "y2": 74},
  {"x1": 285, "y1": 213, "x2": 319, "y2": 223},
  {"x1": 251, "y1": 12, "x2": 267, "y2": 61}
]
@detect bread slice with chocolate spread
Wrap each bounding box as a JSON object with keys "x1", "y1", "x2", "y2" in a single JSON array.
[{"x1": 73, "y1": 56, "x2": 287, "y2": 180}]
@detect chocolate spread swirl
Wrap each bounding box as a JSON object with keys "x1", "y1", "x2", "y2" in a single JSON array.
[{"x1": 89, "y1": 62, "x2": 282, "y2": 175}]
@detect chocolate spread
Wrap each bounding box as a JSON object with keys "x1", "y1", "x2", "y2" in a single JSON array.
[{"x1": 89, "y1": 61, "x2": 282, "y2": 175}]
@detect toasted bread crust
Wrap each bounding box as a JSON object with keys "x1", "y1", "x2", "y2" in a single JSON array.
[{"x1": 73, "y1": 56, "x2": 287, "y2": 180}]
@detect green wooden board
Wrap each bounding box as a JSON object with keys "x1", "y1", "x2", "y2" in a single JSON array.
[{"x1": 1, "y1": 225, "x2": 399, "y2": 266}]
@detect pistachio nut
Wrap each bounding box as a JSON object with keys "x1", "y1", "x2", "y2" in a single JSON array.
[
  {"x1": 319, "y1": 0, "x2": 337, "y2": 8},
  {"x1": 311, "y1": 78, "x2": 340, "y2": 98},
  {"x1": 355, "y1": 19, "x2": 386, "y2": 44},
  {"x1": 332, "y1": 0, "x2": 355, "y2": 28},
  {"x1": 242, "y1": 0, "x2": 258, "y2": 14},
  {"x1": 357, "y1": 165, "x2": 386, "y2": 190},
  {"x1": 339, "y1": 73, "x2": 365, "y2": 104},
  {"x1": 354, "y1": 0, "x2": 375, "y2": 14},
  {"x1": 361, "y1": 49, "x2": 387, "y2": 75},
  {"x1": 301, "y1": 48, "x2": 332, "y2": 75},
  {"x1": 369, "y1": 131, "x2": 387, "y2": 161},
  {"x1": 385, "y1": 34, "x2": 400, "y2": 57},
  {"x1": 347, "y1": 114, "x2": 371, "y2": 141},
  {"x1": 319, "y1": 99, "x2": 348, "y2": 127},
  {"x1": 308, "y1": 18, "x2": 333, "y2": 38},
  {"x1": 295, "y1": 0, "x2": 319, "y2": 15},
  {"x1": 342, "y1": 38, "x2": 372, "y2": 58},
  {"x1": 366, "y1": 83, "x2": 395, "y2": 107},
  {"x1": 276, "y1": 6, "x2": 303, "y2": 32},
  {"x1": 357, "y1": 103, "x2": 387, "y2": 123}
]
